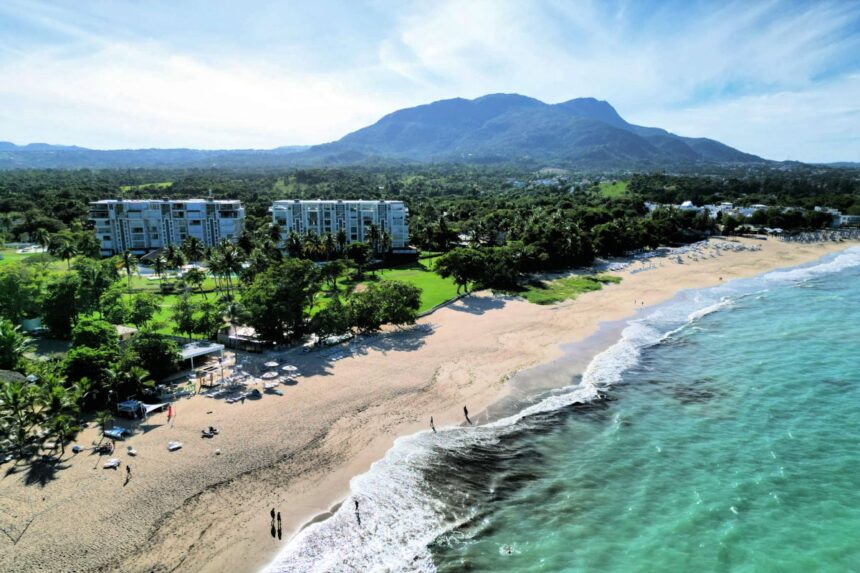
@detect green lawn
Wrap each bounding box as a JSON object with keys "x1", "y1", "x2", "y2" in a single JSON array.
[
  {"x1": 126, "y1": 274, "x2": 220, "y2": 293},
  {"x1": 315, "y1": 257, "x2": 459, "y2": 315},
  {"x1": 598, "y1": 180, "x2": 628, "y2": 198},
  {"x1": 0, "y1": 249, "x2": 30, "y2": 266},
  {"x1": 118, "y1": 181, "x2": 173, "y2": 192},
  {"x1": 373, "y1": 258, "x2": 459, "y2": 313},
  {"x1": 0, "y1": 248, "x2": 66, "y2": 271},
  {"x1": 521, "y1": 274, "x2": 621, "y2": 305}
]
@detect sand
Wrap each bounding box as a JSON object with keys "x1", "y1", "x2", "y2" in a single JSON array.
[{"x1": 0, "y1": 237, "x2": 856, "y2": 573}]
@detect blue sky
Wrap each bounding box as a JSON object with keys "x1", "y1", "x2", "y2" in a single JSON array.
[{"x1": 0, "y1": 0, "x2": 858, "y2": 161}]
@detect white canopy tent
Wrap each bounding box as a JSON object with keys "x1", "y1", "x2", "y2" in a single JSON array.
[{"x1": 181, "y1": 341, "x2": 225, "y2": 369}]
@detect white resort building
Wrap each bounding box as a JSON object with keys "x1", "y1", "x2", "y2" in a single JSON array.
[
  {"x1": 270, "y1": 199, "x2": 409, "y2": 249},
  {"x1": 89, "y1": 198, "x2": 246, "y2": 256}
]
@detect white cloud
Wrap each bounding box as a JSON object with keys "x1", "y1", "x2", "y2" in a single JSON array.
[
  {"x1": 632, "y1": 74, "x2": 860, "y2": 162},
  {"x1": 0, "y1": 42, "x2": 399, "y2": 148},
  {"x1": 0, "y1": 0, "x2": 857, "y2": 160}
]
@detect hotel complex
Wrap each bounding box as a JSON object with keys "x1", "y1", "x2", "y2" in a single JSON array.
[
  {"x1": 89, "y1": 198, "x2": 246, "y2": 256},
  {"x1": 270, "y1": 199, "x2": 409, "y2": 248}
]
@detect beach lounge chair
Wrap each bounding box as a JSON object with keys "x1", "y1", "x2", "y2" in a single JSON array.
[
  {"x1": 104, "y1": 427, "x2": 128, "y2": 440},
  {"x1": 104, "y1": 458, "x2": 121, "y2": 469},
  {"x1": 167, "y1": 441, "x2": 183, "y2": 451},
  {"x1": 127, "y1": 446, "x2": 138, "y2": 456}
]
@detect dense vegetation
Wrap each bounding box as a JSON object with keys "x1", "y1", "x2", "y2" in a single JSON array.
[{"x1": 1, "y1": 164, "x2": 858, "y2": 459}]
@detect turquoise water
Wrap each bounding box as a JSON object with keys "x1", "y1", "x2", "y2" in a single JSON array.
[{"x1": 266, "y1": 246, "x2": 860, "y2": 573}]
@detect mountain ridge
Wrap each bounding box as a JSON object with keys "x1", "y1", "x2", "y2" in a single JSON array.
[
  {"x1": 1, "y1": 94, "x2": 768, "y2": 169},
  {"x1": 309, "y1": 94, "x2": 765, "y2": 167}
]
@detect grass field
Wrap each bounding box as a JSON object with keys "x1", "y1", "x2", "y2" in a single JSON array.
[
  {"x1": 598, "y1": 180, "x2": 629, "y2": 198},
  {"x1": 318, "y1": 257, "x2": 458, "y2": 315},
  {"x1": 0, "y1": 249, "x2": 30, "y2": 266},
  {"x1": 371, "y1": 258, "x2": 459, "y2": 313},
  {"x1": 118, "y1": 182, "x2": 173, "y2": 192},
  {"x1": 521, "y1": 274, "x2": 621, "y2": 305},
  {"x1": 0, "y1": 248, "x2": 66, "y2": 270}
]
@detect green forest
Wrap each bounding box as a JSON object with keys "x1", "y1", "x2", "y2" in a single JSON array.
[{"x1": 1, "y1": 164, "x2": 858, "y2": 459}]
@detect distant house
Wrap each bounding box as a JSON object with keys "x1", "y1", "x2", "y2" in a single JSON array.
[
  {"x1": 115, "y1": 325, "x2": 138, "y2": 342},
  {"x1": 840, "y1": 214, "x2": 860, "y2": 227}
]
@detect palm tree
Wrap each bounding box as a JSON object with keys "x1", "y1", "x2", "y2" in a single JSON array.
[
  {"x1": 0, "y1": 373, "x2": 40, "y2": 453},
  {"x1": 219, "y1": 297, "x2": 245, "y2": 335},
  {"x1": 380, "y1": 230, "x2": 392, "y2": 256},
  {"x1": 336, "y1": 228, "x2": 348, "y2": 255},
  {"x1": 52, "y1": 237, "x2": 78, "y2": 269},
  {"x1": 182, "y1": 236, "x2": 205, "y2": 264},
  {"x1": 183, "y1": 267, "x2": 207, "y2": 298},
  {"x1": 286, "y1": 230, "x2": 304, "y2": 258},
  {"x1": 119, "y1": 250, "x2": 139, "y2": 290},
  {"x1": 368, "y1": 224, "x2": 381, "y2": 257},
  {"x1": 206, "y1": 249, "x2": 226, "y2": 292},
  {"x1": 164, "y1": 244, "x2": 186, "y2": 273},
  {"x1": 304, "y1": 232, "x2": 323, "y2": 261},
  {"x1": 152, "y1": 255, "x2": 166, "y2": 290},
  {"x1": 323, "y1": 232, "x2": 336, "y2": 261},
  {"x1": 0, "y1": 318, "x2": 33, "y2": 370},
  {"x1": 215, "y1": 241, "x2": 243, "y2": 297},
  {"x1": 268, "y1": 223, "x2": 282, "y2": 245},
  {"x1": 33, "y1": 228, "x2": 51, "y2": 251},
  {"x1": 122, "y1": 366, "x2": 154, "y2": 393}
]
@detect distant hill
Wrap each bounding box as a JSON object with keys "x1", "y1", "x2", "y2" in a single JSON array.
[
  {"x1": 308, "y1": 94, "x2": 767, "y2": 168},
  {"x1": 0, "y1": 143, "x2": 309, "y2": 169},
  {"x1": 821, "y1": 162, "x2": 860, "y2": 169},
  {"x1": 0, "y1": 94, "x2": 769, "y2": 169}
]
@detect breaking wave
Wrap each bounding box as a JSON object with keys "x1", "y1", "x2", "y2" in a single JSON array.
[{"x1": 262, "y1": 246, "x2": 860, "y2": 573}]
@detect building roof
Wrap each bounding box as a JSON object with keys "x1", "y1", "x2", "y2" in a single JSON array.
[
  {"x1": 180, "y1": 341, "x2": 225, "y2": 361},
  {"x1": 271, "y1": 199, "x2": 404, "y2": 206},
  {"x1": 90, "y1": 199, "x2": 242, "y2": 205}
]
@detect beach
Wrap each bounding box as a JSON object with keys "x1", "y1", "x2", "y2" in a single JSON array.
[{"x1": 1, "y1": 236, "x2": 857, "y2": 573}]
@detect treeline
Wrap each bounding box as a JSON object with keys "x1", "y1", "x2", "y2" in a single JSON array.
[
  {"x1": 3, "y1": 165, "x2": 857, "y2": 249},
  {"x1": 628, "y1": 172, "x2": 860, "y2": 213}
]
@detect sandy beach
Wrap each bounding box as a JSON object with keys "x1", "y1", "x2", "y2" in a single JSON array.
[{"x1": 1, "y1": 236, "x2": 857, "y2": 573}]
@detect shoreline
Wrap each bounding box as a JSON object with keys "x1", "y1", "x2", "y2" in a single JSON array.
[{"x1": 1, "y1": 237, "x2": 857, "y2": 573}]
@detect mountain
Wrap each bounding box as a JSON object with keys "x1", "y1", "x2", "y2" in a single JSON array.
[
  {"x1": 308, "y1": 94, "x2": 766, "y2": 167},
  {"x1": 0, "y1": 94, "x2": 767, "y2": 169},
  {"x1": 0, "y1": 142, "x2": 309, "y2": 169}
]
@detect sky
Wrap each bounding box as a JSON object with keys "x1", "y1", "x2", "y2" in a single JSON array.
[{"x1": 0, "y1": 0, "x2": 858, "y2": 162}]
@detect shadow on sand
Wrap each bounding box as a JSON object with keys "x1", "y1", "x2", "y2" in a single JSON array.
[
  {"x1": 3, "y1": 451, "x2": 72, "y2": 487},
  {"x1": 447, "y1": 295, "x2": 508, "y2": 315},
  {"x1": 296, "y1": 322, "x2": 434, "y2": 378}
]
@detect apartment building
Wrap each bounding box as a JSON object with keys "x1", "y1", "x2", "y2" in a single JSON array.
[
  {"x1": 270, "y1": 199, "x2": 409, "y2": 249},
  {"x1": 89, "y1": 198, "x2": 245, "y2": 256}
]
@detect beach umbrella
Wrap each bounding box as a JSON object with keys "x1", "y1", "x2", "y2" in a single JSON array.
[
  {"x1": 281, "y1": 365, "x2": 298, "y2": 373},
  {"x1": 264, "y1": 361, "x2": 279, "y2": 368},
  {"x1": 261, "y1": 371, "x2": 279, "y2": 380}
]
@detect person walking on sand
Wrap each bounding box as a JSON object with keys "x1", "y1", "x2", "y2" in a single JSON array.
[
  {"x1": 430, "y1": 417, "x2": 436, "y2": 433},
  {"x1": 126, "y1": 465, "x2": 131, "y2": 479}
]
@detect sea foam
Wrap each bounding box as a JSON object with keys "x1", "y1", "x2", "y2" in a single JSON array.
[{"x1": 262, "y1": 245, "x2": 860, "y2": 573}]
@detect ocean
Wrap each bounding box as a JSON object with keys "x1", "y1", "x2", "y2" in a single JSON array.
[{"x1": 264, "y1": 246, "x2": 860, "y2": 573}]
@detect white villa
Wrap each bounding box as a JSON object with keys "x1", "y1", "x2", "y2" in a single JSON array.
[
  {"x1": 270, "y1": 199, "x2": 409, "y2": 249},
  {"x1": 89, "y1": 198, "x2": 245, "y2": 256}
]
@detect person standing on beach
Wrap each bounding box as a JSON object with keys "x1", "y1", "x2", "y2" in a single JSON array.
[
  {"x1": 464, "y1": 406, "x2": 472, "y2": 425},
  {"x1": 430, "y1": 417, "x2": 436, "y2": 433}
]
